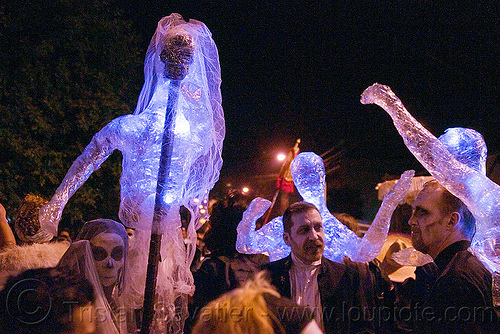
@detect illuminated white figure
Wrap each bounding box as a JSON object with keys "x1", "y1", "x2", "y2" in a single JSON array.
[
  {"x1": 237, "y1": 152, "x2": 414, "y2": 263},
  {"x1": 361, "y1": 83, "x2": 500, "y2": 306},
  {"x1": 39, "y1": 13, "x2": 225, "y2": 332}
]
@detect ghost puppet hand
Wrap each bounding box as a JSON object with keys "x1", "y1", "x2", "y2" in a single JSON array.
[
  {"x1": 236, "y1": 197, "x2": 271, "y2": 254},
  {"x1": 360, "y1": 83, "x2": 402, "y2": 109}
]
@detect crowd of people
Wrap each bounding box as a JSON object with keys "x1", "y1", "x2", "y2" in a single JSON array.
[{"x1": 1, "y1": 134, "x2": 500, "y2": 333}]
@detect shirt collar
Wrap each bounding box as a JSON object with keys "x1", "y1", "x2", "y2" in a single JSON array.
[{"x1": 291, "y1": 252, "x2": 322, "y2": 269}]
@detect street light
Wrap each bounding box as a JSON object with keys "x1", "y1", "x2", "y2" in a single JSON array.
[
  {"x1": 277, "y1": 153, "x2": 286, "y2": 161},
  {"x1": 242, "y1": 186, "x2": 250, "y2": 194}
]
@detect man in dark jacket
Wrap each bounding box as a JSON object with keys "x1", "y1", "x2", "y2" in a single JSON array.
[
  {"x1": 399, "y1": 180, "x2": 498, "y2": 333},
  {"x1": 263, "y1": 201, "x2": 371, "y2": 334}
]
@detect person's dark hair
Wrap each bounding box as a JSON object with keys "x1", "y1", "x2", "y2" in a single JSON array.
[
  {"x1": 423, "y1": 180, "x2": 476, "y2": 238},
  {"x1": 203, "y1": 198, "x2": 246, "y2": 256},
  {"x1": 282, "y1": 201, "x2": 319, "y2": 234},
  {"x1": 0, "y1": 268, "x2": 95, "y2": 334}
]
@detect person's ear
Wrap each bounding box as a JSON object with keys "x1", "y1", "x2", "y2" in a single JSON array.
[
  {"x1": 283, "y1": 232, "x2": 291, "y2": 247},
  {"x1": 447, "y1": 212, "x2": 460, "y2": 230}
]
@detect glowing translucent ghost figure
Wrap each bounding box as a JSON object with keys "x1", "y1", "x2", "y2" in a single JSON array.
[
  {"x1": 361, "y1": 83, "x2": 500, "y2": 307},
  {"x1": 38, "y1": 13, "x2": 224, "y2": 332},
  {"x1": 237, "y1": 152, "x2": 414, "y2": 263}
]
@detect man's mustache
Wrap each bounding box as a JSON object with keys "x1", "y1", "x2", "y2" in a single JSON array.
[{"x1": 304, "y1": 240, "x2": 324, "y2": 249}]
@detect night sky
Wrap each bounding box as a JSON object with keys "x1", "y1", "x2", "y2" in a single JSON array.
[{"x1": 127, "y1": 1, "x2": 499, "y2": 216}]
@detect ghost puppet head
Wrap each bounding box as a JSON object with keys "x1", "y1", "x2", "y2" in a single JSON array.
[
  {"x1": 438, "y1": 127, "x2": 487, "y2": 175},
  {"x1": 160, "y1": 28, "x2": 195, "y2": 80}
]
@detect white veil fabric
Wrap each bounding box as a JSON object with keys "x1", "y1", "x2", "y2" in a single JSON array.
[
  {"x1": 131, "y1": 13, "x2": 224, "y2": 213},
  {"x1": 39, "y1": 13, "x2": 224, "y2": 238},
  {"x1": 124, "y1": 14, "x2": 225, "y2": 332}
]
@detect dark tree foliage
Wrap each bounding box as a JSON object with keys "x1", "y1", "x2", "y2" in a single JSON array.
[{"x1": 0, "y1": 0, "x2": 143, "y2": 231}]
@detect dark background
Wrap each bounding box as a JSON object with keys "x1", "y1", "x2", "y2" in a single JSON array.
[
  {"x1": 143, "y1": 1, "x2": 500, "y2": 218},
  {"x1": 1, "y1": 1, "x2": 499, "y2": 227}
]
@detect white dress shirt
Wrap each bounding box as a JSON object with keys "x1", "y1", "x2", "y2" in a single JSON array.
[{"x1": 289, "y1": 253, "x2": 324, "y2": 331}]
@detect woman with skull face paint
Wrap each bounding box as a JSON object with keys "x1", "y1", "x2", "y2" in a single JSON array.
[
  {"x1": 76, "y1": 219, "x2": 129, "y2": 301},
  {"x1": 57, "y1": 219, "x2": 130, "y2": 334}
]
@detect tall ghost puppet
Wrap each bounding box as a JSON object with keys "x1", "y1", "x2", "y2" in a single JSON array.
[
  {"x1": 237, "y1": 151, "x2": 414, "y2": 263},
  {"x1": 39, "y1": 13, "x2": 225, "y2": 330},
  {"x1": 361, "y1": 83, "x2": 500, "y2": 307}
]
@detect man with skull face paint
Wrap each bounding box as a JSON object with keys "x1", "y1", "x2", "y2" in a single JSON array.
[{"x1": 39, "y1": 13, "x2": 225, "y2": 333}]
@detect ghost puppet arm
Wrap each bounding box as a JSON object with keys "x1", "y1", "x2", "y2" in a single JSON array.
[
  {"x1": 236, "y1": 198, "x2": 291, "y2": 260},
  {"x1": 360, "y1": 83, "x2": 455, "y2": 182},
  {"x1": 360, "y1": 84, "x2": 447, "y2": 178},
  {"x1": 355, "y1": 169, "x2": 415, "y2": 261},
  {"x1": 39, "y1": 122, "x2": 119, "y2": 236},
  {"x1": 236, "y1": 197, "x2": 272, "y2": 254},
  {"x1": 360, "y1": 83, "x2": 498, "y2": 218}
]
